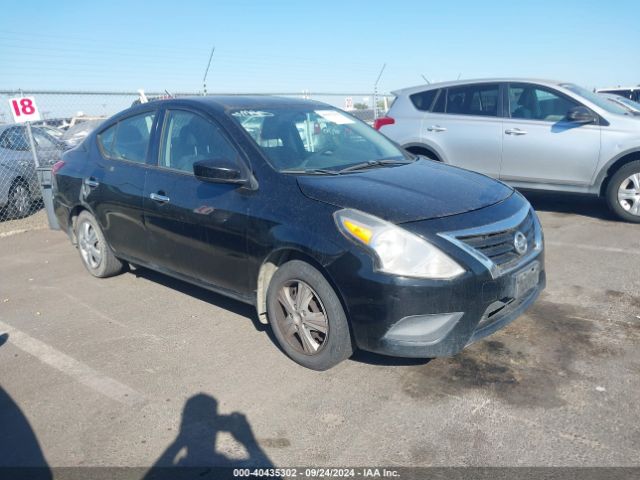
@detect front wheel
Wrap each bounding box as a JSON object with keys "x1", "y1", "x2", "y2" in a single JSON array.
[
  {"x1": 606, "y1": 160, "x2": 640, "y2": 223},
  {"x1": 75, "y1": 211, "x2": 124, "y2": 278},
  {"x1": 266, "y1": 260, "x2": 353, "y2": 370}
]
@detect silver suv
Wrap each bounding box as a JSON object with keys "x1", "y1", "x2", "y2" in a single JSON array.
[{"x1": 376, "y1": 79, "x2": 640, "y2": 222}]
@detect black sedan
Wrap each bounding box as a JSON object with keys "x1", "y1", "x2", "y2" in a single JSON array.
[{"x1": 52, "y1": 96, "x2": 545, "y2": 370}]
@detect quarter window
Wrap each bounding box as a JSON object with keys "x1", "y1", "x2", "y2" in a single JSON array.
[
  {"x1": 160, "y1": 110, "x2": 238, "y2": 173},
  {"x1": 409, "y1": 89, "x2": 439, "y2": 111},
  {"x1": 509, "y1": 85, "x2": 578, "y2": 122},
  {"x1": 445, "y1": 84, "x2": 499, "y2": 117},
  {"x1": 98, "y1": 111, "x2": 155, "y2": 163}
]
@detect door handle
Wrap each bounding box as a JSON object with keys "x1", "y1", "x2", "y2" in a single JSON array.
[
  {"x1": 84, "y1": 178, "x2": 99, "y2": 188},
  {"x1": 427, "y1": 125, "x2": 447, "y2": 132},
  {"x1": 150, "y1": 192, "x2": 170, "y2": 204},
  {"x1": 505, "y1": 128, "x2": 528, "y2": 136}
]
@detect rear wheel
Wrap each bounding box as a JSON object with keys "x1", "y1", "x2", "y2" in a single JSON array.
[
  {"x1": 75, "y1": 211, "x2": 124, "y2": 277},
  {"x1": 266, "y1": 260, "x2": 353, "y2": 370},
  {"x1": 7, "y1": 180, "x2": 31, "y2": 219},
  {"x1": 405, "y1": 146, "x2": 439, "y2": 162},
  {"x1": 606, "y1": 160, "x2": 640, "y2": 223}
]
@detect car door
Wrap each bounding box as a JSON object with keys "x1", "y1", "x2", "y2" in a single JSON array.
[
  {"x1": 143, "y1": 108, "x2": 251, "y2": 296},
  {"x1": 84, "y1": 109, "x2": 157, "y2": 264},
  {"x1": 500, "y1": 83, "x2": 601, "y2": 187},
  {"x1": 421, "y1": 83, "x2": 503, "y2": 177}
]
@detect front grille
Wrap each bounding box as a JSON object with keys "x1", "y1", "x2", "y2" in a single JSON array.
[{"x1": 456, "y1": 210, "x2": 536, "y2": 270}]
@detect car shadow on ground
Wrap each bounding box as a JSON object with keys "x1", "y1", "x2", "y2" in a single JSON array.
[
  {"x1": 520, "y1": 190, "x2": 617, "y2": 221},
  {"x1": 130, "y1": 266, "x2": 432, "y2": 368},
  {"x1": 350, "y1": 350, "x2": 432, "y2": 367},
  {"x1": 129, "y1": 266, "x2": 270, "y2": 333}
]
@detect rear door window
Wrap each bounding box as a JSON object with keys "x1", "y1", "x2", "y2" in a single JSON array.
[
  {"x1": 432, "y1": 90, "x2": 446, "y2": 113},
  {"x1": 98, "y1": 111, "x2": 155, "y2": 163},
  {"x1": 445, "y1": 84, "x2": 499, "y2": 117}
]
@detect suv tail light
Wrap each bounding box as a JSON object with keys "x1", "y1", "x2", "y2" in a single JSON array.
[
  {"x1": 373, "y1": 116, "x2": 395, "y2": 130},
  {"x1": 52, "y1": 160, "x2": 66, "y2": 175}
]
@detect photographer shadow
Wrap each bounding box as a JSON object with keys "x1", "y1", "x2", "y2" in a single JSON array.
[
  {"x1": 144, "y1": 393, "x2": 273, "y2": 479},
  {"x1": 0, "y1": 333, "x2": 52, "y2": 480}
]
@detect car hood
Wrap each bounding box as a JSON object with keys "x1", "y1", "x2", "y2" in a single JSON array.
[{"x1": 296, "y1": 160, "x2": 513, "y2": 223}]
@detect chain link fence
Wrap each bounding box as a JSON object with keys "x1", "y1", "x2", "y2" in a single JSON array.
[{"x1": 0, "y1": 90, "x2": 392, "y2": 226}]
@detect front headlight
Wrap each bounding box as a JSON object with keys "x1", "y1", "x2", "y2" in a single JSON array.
[{"x1": 334, "y1": 209, "x2": 465, "y2": 280}]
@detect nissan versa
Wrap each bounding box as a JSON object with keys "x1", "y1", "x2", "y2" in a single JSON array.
[{"x1": 52, "y1": 97, "x2": 545, "y2": 370}]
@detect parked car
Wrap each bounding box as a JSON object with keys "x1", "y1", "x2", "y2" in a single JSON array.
[
  {"x1": 0, "y1": 125, "x2": 65, "y2": 218},
  {"x1": 596, "y1": 86, "x2": 640, "y2": 103},
  {"x1": 376, "y1": 78, "x2": 640, "y2": 222},
  {"x1": 37, "y1": 124, "x2": 66, "y2": 141},
  {"x1": 600, "y1": 93, "x2": 640, "y2": 116},
  {"x1": 61, "y1": 119, "x2": 105, "y2": 148},
  {"x1": 52, "y1": 96, "x2": 545, "y2": 370}
]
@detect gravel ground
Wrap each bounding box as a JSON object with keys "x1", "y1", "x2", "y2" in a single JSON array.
[{"x1": 0, "y1": 208, "x2": 48, "y2": 238}]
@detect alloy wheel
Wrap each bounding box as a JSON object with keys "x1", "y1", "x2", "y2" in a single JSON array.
[
  {"x1": 617, "y1": 173, "x2": 640, "y2": 216},
  {"x1": 275, "y1": 280, "x2": 329, "y2": 355},
  {"x1": 10, "y1": 184, "x2": 30, "y2": 217},
  {"x1": 78, "y1": 221, "x2": 102, "y2": 269}
]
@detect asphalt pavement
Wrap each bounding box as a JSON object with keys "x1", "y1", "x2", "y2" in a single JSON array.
[{"x1": 0, "y1": 193, "x2": 638, "y2": 469}]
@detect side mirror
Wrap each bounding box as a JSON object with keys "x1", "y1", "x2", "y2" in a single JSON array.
[
  {"x1": 567, "y1": 106, "x2": 596, "y2": 124},
  {"x1": 193, "y1": 159, "x2": 246, "y2": 185}
]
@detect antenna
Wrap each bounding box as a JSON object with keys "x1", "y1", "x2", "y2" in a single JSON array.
[
  {"x1": 373, "y1": 63, "x2": 386, "y2": 120},
  {"x1": 457, "y1": 72, "x2": 462, "y2": 80},
  {"x1": 202, "y1": 46, "x2": 216, "y2": 96},
  {"x1": 421, "y1": 74, "x2": 431, "y2": 85}
]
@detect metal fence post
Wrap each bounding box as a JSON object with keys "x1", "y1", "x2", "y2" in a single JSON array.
[{"x1": 25, "y1": 121, "x2": 40, "y2": 168}]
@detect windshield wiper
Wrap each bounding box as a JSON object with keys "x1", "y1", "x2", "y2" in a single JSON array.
[
  {"x1": 280, "y1": 168, "x2": 341, "y2": 175},
  {"x1": 336, "y1": 157, "x2": 414, "y2": 174}
]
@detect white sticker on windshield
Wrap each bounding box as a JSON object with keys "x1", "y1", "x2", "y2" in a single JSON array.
[{"x1": 315, "y1": 110, "x2": 354, "y2": 125}]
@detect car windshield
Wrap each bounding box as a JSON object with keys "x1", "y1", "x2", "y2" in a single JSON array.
[
  {"x1": 561, "y1": 83, "x2": 629, "y2": 116},
  {"x1": 231, "y1": 107, "x2": 407, "y2": 173}
]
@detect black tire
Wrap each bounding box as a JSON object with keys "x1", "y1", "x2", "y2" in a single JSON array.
[
  {"x1": 6, "y1": 180, "x2": 32, "y2": 219},
  {"x1": 605, "y1": 160, "x2": 640, "y2": 223},
  {"x1": 75, "y1": 211, "x2": 124, "y2": 278},
  {"x1": 266, "y1": 260, "x2": 353, "y2": 370},
  {"x1": 405, "y1": 147, "x2": 439, "y2": 162}
]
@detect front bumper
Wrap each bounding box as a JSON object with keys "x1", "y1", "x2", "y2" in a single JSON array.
[{"x1": 326, "y1": 194, "x2": 546, "y2": 358}]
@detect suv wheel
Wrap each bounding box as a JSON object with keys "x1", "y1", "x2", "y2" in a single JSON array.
[
  {"x1": 606, "y1": 160, "x2": 640, "y2": 223},
  {"x1": 7, "y1": 180, "x2": 31, "y2": 219},
  {"x1": 75, "y1": 211, "x2": 124, "y2": 277},
  {"x1": 266, "y1": 260, "x2": 353, "y2": 370}
]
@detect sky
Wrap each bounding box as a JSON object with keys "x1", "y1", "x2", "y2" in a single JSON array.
[{"x1": 0, "y1": 0, "x2": 638, "y2": 95}]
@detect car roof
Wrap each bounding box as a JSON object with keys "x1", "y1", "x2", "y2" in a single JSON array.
[
  {"x1": 144, "y1": 95, "x2": 330, "y2": 112},
  {"x1": 391, "y1": 78, "x2": 566, "y2": 96},
  {"x1": 597, "y1": 86, "x2": 640, "y2": 92}
]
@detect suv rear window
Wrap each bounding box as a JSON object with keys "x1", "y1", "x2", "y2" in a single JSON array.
[
  {"x1": 445, "y1": 84, "x2": 499, "y2": 117},
  {"x1": 409, "y1": 89, "x2": 439, "y2": 111}
]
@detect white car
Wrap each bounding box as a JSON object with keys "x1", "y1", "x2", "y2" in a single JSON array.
[{"x1": 376, "y1": 78, "x2": 640, "y2": 222}]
